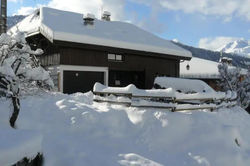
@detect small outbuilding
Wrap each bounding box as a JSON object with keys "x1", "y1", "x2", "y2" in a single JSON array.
[{"x1": 9, "y1": 7, "x2": 192, "y2": 93}]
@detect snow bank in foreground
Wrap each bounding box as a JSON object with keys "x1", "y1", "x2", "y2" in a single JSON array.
[
  {"x1": 1, "y1": 92, "x2": 250, "y2": 166},
  {"x1": 0, "y1": 129, "x2": 42, "y2": 166}
]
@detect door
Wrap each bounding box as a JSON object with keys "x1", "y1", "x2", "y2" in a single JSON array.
[
  {"x1": 109, "y1": 70, "x2": 145, "y2": 89},
  {"x1": 63, "y1": 70, "x2": 104, "y2": 94}
]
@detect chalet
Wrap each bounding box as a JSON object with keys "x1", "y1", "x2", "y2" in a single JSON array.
[
  {"x1": 9, "y1": 7, "x2": 192, "y2": 94},
  {"x1": 180, "y1": 57, "x2": 247, "y2": 91},
  {"x1": 180, "y1": 57, "x2": 221, "y2": 90}
]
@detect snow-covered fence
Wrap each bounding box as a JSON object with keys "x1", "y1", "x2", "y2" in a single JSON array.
[{"x1": 93, "y1": 82, "x2": 237, "y2": 111}]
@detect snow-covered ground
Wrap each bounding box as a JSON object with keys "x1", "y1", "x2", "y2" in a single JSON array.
[{"x1": 1, "y1": 92, "x2": 250, "y2": 166}]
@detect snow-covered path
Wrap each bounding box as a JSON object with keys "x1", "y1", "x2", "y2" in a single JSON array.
[{"x1": 1, "y1": 92, "x2": 250, "y2": 166}]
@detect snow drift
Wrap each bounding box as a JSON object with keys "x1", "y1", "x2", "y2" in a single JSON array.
[{"x1": 0, "y1": 92, "x2": 250, "y2": 166}]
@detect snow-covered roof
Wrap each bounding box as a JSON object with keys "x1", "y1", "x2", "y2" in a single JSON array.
[
  {"x1": 180, "y1": 57, "x2": 221, "y2": 79},
  {"x1": 9, "y1": 7, "x2": 192, "y2": 59},
  {"x1": 154, "y1": 76, "x2": 215, "y2": 93},
  {"x1": 180, "y1": 57, "x2": 247, "y2": 79}
]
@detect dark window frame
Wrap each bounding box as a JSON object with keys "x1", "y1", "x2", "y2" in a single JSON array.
[{"x1": 107, "y1": 53, "x2": 124, "y2": 62}]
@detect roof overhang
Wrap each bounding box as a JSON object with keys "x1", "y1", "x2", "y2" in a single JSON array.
[{"x1": 54, "y1": 39, "x2": 191, "y2": 60}]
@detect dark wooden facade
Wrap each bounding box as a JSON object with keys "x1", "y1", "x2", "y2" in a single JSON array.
[
  {"x1": 27, "y1": 34, "x2": 184, "y2": 93},
  {"x1": 201, "y1": 78, "x2": 220, "y2": 91},
  {"x1": 59, "y1": 47, "x2": 179, "y2": 88}
]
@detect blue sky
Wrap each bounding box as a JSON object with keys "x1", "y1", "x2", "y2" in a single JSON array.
[{"x1": 7, "y1": 0, "x2": 250, "y2": 50}]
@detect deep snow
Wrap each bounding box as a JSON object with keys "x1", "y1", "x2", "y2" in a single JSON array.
[{"x1": 1, "y1": 92, "x2": 250, "y2": 166}]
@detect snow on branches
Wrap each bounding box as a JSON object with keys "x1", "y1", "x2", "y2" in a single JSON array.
[
  {"x1": 0, "y1": 33, "x2": 54, "y2": 92},
  {"x1": 218, "y1": 62, "x2": 250, "y2": 109},
  {"x1": 0, "y1": 32, "x2": 54, "y2": 127}
]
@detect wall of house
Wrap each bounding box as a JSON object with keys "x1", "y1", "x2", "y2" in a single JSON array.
[
  {"x1": 27, "y1": 34, "x2": 60, "y2": 67},
  {"x1": 202, "y1": 79, "x2": 221, "y2": 91},
  {"x1": 59, "y1": 47, "x2": 179, "y2": 89},
  {"x1": 39, "y1": 53, "x2": 60, "y2": 67},
  {"x1": 29, "y1": 35, "x2": 182, "y2": 90}
]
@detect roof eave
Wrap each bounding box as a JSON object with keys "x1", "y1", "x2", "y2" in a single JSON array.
[{"x1": 52, "y1": 31, "x2": 192, "y2": 59}]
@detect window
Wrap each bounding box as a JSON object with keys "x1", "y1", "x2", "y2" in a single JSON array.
[
  {"x1": 108, "y1": 54, "x2": 116, "y2": 60},
  {"x1": 108, "y1": 53, "x2": 123, "y2": 62},
  {"x1": 116, "y1": 55, "x2": 122, "y2": 61}
]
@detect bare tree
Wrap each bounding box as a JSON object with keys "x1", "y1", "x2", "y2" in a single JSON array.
[
  {"x1": 218, "y1": 62, "x2": 250, "y2": 109},
  {"x1": 0, "y1": 33, "x2": 53, "y2": 128}
]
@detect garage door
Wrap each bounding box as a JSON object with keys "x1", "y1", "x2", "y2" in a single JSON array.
[{"x1": 63, "y1": 70, "x2": 105, "y2": 94}]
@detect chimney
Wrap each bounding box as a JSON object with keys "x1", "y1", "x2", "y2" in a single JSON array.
[
  {"x1": 0, "y1": 0, "x2": 7, "y2": 34},
  {"x1": 83, "y1": 13, "x2": 95, "y2": 26},
  {"x1": 101, "y1": 11, "x2": 111, "y2": 21},
  {"x1": 220, "y1": 57, "x2": 233, "y2": 66}
]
